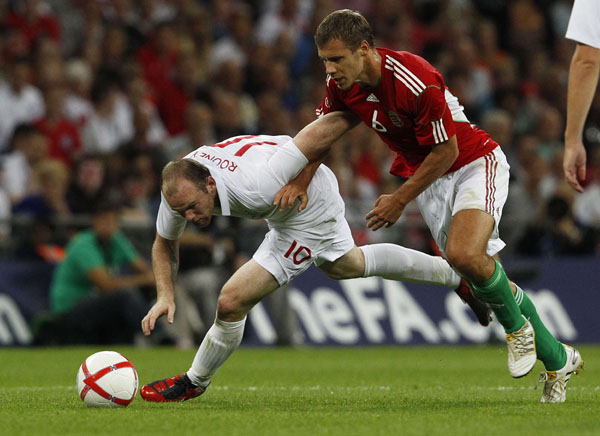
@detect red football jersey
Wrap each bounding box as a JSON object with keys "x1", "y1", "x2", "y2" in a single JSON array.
[{"x1": 317, "y1": 48, "x2": 498, "y2": 178}]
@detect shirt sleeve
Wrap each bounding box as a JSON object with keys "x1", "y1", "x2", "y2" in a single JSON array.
[
  {"x1": 566, "y1": 0, "x2": 600, "y2": 49},
  {"x1": 256, "y1": 139, "x2": 310, "y2": 202},
  {"x1": 156, "y1": 192, "x2": 187, "y2": 240},
  {"x1": 266, "y1": 139, "x2": 309, "y2": 185},
  {"x1": 413, "y1": 85, "x2": 456, "y2": 146}
]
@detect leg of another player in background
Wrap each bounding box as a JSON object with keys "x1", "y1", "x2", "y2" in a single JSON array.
[{"x1": 186, "y1": 259, "x2": 280, "y2": 388}]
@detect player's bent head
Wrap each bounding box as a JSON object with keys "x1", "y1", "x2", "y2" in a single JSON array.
[
  {"x1": 162, "y1": 159, "x2": 211, "y2": 197},
  {"x1": 315, "y1": 9, "x2": 374, "y2": 51}
]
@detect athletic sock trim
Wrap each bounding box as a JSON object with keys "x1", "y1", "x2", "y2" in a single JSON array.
[
  {"x1": 359, "y1": 245, "x2": 375, "y2": 277},
  {"x1": 514, "y1": 285, "x2": 524, "y2": 306},
  {"x1": 475, "y1": 259, "x2": 503, "y2": 290}
]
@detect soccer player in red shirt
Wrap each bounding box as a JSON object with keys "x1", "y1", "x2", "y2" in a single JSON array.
[{"x1": 277, "y1": 10, "x2": 581, "y2": 402}]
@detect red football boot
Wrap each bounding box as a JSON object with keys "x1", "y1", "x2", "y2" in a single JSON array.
[
  {"x1": 454, "y1": 278, "x2": 492, "y2": 326},
  {"x1": 140, "y1": 373, "x2": 207, "y2": 402}
]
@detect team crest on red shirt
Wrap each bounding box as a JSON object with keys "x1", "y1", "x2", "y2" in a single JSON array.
[
  {"x1": 388, "y1": 111, "x2": 403, "y2": 127},
  {"x1": 325, "y1": 97, "x2": 331, "y2": 108}
]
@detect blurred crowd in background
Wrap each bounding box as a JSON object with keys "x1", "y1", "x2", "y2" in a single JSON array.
[{"x1": 2, "y1": 0, "x2": 600, "y2": 272}]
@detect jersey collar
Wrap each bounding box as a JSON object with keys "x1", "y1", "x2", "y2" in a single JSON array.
[{"x1": 357, "y1": 75, "x2": 383, "y2": 89}]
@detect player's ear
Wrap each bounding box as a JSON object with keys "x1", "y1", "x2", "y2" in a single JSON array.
[
  {"x1": 206, "y1": 176, "x2": 217, "y2": 192},
  {"x1": 359, "y1": 40, "x2": 370, "y2": 56}
]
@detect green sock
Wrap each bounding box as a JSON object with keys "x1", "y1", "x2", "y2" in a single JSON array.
[
  {"x1": 514, "y1": 285, "x2": 566, "y2": 371},
  {"x1": 471, "y1": 260, "x2": 524, "y2": 333}
]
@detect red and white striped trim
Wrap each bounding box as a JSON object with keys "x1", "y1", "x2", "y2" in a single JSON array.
[
  {"x1": 431, "y1": 119, "x2": 448, "y2": 143},
  {"x1": 384, "y1": 56, "x2": 426, "y2": 96},
  {"x1": 484, "y1": 153, "x2": 499, "y2": 215}
]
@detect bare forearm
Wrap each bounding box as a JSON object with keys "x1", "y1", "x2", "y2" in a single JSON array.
[
  {"x1": 392, "y1": 136, "x2": 458, "y2": 206},
  {"x1": 293, "y1": 111, "x2": 359, "y2": 161},
  {"x1": 89, "y1": 257, "x2": 155, "y2": 293},
  {"x1": 152, "y1": 235, "x2": 179, "y2": 301},
  {"x1": 292, "y1": 151, "x2": 327, "y2": 186},
  {"x1": 565, "y1": 44, "x2": 600, "y2": 145},
  {"x1": 95, "y1": 274, "x2": 152, "y2": 292}
]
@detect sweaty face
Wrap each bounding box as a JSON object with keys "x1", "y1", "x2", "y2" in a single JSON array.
[
  {"x1": 318, "y1": 38, "x2": 365, "y2": 90},
  {"x1": 164, "y1": 178, "x2": 216, "y2": 228}
]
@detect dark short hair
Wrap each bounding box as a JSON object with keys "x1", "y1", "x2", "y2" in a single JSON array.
[
  {"x1": 11, "y1": 123, "x2": 40, "y2": 141},
  {"x1": 161, "y1": 159, "x2": 210, "y2": 196},
  {"x1": 314, "y1": 9, "x2": 375, "y2": 50},
  {"x1": 9, "y1": 123, "x2": 43, "y2": 151},
  {"x1": 90, "y1": 69, "x2": 122, "y2": 105}
]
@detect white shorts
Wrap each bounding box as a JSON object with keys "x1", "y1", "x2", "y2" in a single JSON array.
[
  {"x1": 252, "y1": 216, "x2": 354, "y2": 286},
  {"x1": 416, "y1": 146, "x2": 510, "y2": 258}
]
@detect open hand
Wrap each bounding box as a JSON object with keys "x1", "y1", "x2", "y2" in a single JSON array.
[
  {"x1": 563, "y1": 142, "x2": 587, "y2": 193},
  {"x1": 141, "y1": 298, "x2": 175, "y2": 336},
  {"x1": 274, "y1": 183, "x2": 308, "y2": 212}
]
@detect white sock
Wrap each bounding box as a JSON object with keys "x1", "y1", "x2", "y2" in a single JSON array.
[
  {"x1": 360, "y1": 244, "x2": 460, "y2": 288},
  {"x1": 187, "y1": 317, "x2": 246, "y2": 388}
]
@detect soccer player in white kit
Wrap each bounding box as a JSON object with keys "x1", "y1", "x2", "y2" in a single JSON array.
[{"x1": 139, "y1": 113, "x2": 484, "y2": 403}]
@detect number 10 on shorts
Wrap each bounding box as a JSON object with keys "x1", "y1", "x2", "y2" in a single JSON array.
[{"x1": 284, "y1": 240, "x2": 312, "y2": 265}]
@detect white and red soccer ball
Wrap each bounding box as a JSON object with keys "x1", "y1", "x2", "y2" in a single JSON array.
[{"x1": 76, "y1": 351, "x2": 138, "y2": 407}]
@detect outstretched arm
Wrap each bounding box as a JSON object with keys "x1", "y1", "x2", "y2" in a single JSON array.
[
  {"x1": 86, "y1": 259, "x2": 155, "y2": 294},
  {"x1": 366, "y1": 135, "x2": 459, "y2": 230},
  {"x1": 564, "y1": 43, "x2": 600, "y2": 192},
  {"x1": 274, "y1": 112, "x2": 359, "y2": 211},
  {"x1": 292, "y1": 111, "x2": 359, "y2": 161},
  {"x1": 141, "y1": 234, "x2": 180, "y2": 336}
]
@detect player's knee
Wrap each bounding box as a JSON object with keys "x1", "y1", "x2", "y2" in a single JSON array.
[
  {"x1": 321, "y1": 264, "x2": 360, "y2": 280},
  {"x1": 320, "y1": 249, "x2": 364, "y2": 280},
  {"x1": 323, "y1": 269, "x2": 343, "y2": 280},
  {"x1": 216, "y1": 291, "x2": 244, "y2": 320},
  {"x1": 446, "y1": 247, "x2": 480, "y2": 279}
]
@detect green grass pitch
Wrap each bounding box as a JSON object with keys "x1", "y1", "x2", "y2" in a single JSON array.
[{"x1": 1, "y1": 345, "x2": 598, "y2": 436}]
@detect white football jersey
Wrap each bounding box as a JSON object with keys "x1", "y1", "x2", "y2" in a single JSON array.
[
  {"x1": 566, "y1": 0, "x2": 600, "y2": 49},
  {"x1": 157, "y1": 134, "x2": 345, "y2": 240}
]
